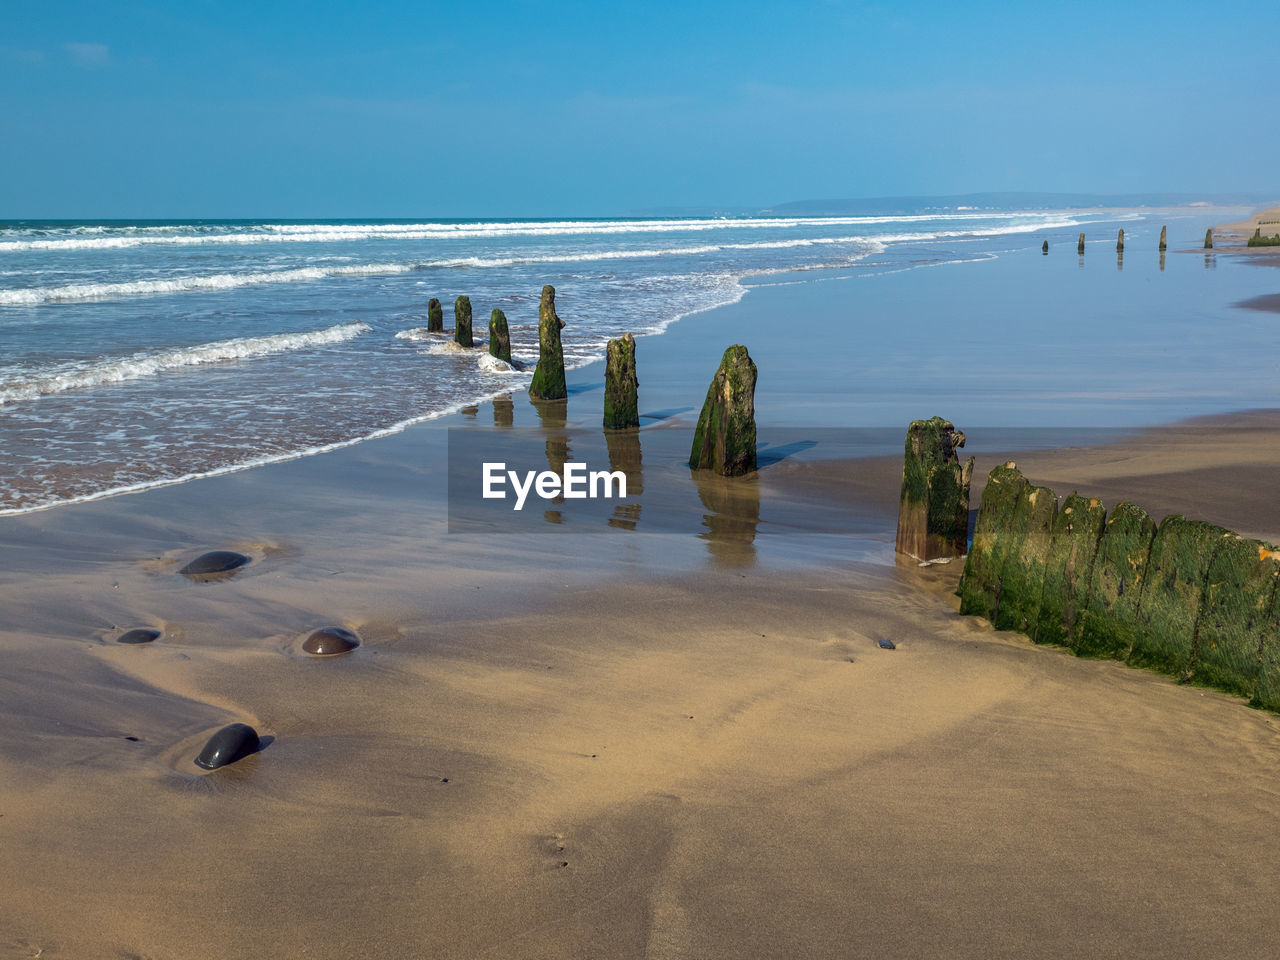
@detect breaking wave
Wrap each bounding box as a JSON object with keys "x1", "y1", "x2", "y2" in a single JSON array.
[{"x1": 0, "y1": 321, "x2": 370, "y2": 404}]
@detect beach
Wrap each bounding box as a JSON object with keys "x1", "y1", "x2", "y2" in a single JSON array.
[{"x1": 4, "y1": 212, "x2": 1280, "y2": 958}]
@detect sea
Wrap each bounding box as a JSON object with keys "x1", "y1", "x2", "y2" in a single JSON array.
[{"x1": 1, "y1": 204, "x2": 1273, "y2": 515}]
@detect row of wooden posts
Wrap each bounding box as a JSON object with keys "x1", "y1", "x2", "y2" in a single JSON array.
[
  {"x1": 1043, "y1": 226, "x2": 1215, "y2": 254},
  {"x1": 428, "y1": 284, "x2": 759, "y2": 475}
]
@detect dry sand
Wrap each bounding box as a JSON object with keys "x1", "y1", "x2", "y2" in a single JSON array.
[{"x1": 5, "y1": 410, "x2": 1280, "y2": 958}]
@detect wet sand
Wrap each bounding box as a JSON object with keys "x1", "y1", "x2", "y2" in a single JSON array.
[{"x1": 6, "y1": 268, "x2": 1280, "y2": 957}]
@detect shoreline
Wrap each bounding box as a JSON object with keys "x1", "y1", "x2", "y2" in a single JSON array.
[{"x1": 7, "y1": 230, "x2": 1280, "y2": 957}]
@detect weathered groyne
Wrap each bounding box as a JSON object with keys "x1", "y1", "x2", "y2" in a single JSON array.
[
  {"x1": 895, "y1": 417, "x2": 973, "y2": 561},
  {"x1": 957, "y1": 462, "x2": 1280, "y2": 709}
]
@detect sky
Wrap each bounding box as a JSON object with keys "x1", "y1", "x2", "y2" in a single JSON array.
[{"x1": 1, "y1": 1, "x2": 1276, "y2": 218}]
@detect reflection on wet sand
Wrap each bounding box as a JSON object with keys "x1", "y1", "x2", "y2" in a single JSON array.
[
  {"x1": 492, "y1": 394, "x2": 514, "y2": 427},
  {"x1": 532, "y1": 399, "x2": 569, "y2": 524},
  {"x1": 693, "y1": 469, "x2": 760, "y2": 566},
  {"x1": 604, "y1": 428, "x2": 644, "y2": 530}
]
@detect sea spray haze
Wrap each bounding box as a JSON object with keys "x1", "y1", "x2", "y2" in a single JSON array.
[{"x1": 0, "y1": 205, "x2": 1267, "y2": 514}]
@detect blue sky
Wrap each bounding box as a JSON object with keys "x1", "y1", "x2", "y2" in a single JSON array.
[{"x1": 1, "y1": 1, "x2": 1276, "y2": 217}]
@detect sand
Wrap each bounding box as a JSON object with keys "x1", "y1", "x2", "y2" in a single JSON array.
[
  {"x1": 6, "y1": 257, "x2": 1280, "y2": 957},
  {"x1": 1217, "y1": 203, "x2": 1280, "y2": 239}
]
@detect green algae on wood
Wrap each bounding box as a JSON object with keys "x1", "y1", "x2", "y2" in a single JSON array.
[
  {"x1": 1078, "y1": 232, "x2": 1086, "y2": 254},
  {"x1": 956, "y1": 462, "x2": 1028, "y2": 619},
  {"x1": 1250, "y1": 573, "x2": 1280, "y2": 711},
  {"x1": 1126, "y1": 515, "x2": 1225, "y2": 678},
  {"x1": 1204, "y1": 228, "x2": 1214, "y2": 249},
  {"x1": 1034, "y1": 494, "x2": 1106, "y2": 647},
  {"x1": 528, "y1": 285, "x2": 567, "y2": 400},
  {"x1": 1074, "y1": 501, "x2": 1156, "y2": 660},
  {"x1": 454, "y1": 296, "x2": 473, "y2": 348},
  {"x1": 688, "y1": 344, "x2": 757, "y2": 477},
  {"x1": 895, "y1": 417, "x2": 973, "y2": 561},
  {"x1": 488, "y1": 308, "x2": 511, "y2": 364},
  {"x1": 992, "y1": 482, "x2": 1058, "y2": 635},
  {"x1": 427, "y1": 298, "x2": 444, "y2": 333},
  {"x1": 603, "y1": 333, "x2": 640, "y2": 430},
  {"x1": 1194, "y1": 536, "x2": 1279, "y2": 699},
  {"x1": 1159, "y1": 225, "x2": 1168, "y2": 252},
  {"x1": 1116, "y1": 229, "x2": 1125, "y2": 253}
]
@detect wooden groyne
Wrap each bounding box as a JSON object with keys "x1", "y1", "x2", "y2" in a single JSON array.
[{"x1": 957, "y1": 462, "x2": 1280, "y2": 709}]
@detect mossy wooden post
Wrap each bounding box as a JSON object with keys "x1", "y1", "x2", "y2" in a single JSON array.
[
  {"x1": 427, "y1": 298, "x2": 444, "y2": 333},
  {"x1": 992, "y1": 483, "x2": 1058, "y2": 634},
  {"x1": 688, "y1": 345, "x2": 757, "y2": 477},
  {"x1": 488, "y1": 309, "x2": 511, "y2": 364},
  {"x1": 1159, "y1": 225, "x2": 1167, "y2": 252},
  {"x1": 1077, "y1": 232, "x2": 1086, "y2": 254},
  {"x1": 1034, "y1": 494, "x2": 1106, "y2": 647},
  {"x1": 1251, "y1": 575, "x2": 1280, "y2": 710},
  {"x1": 603, "y1": 333, "x2": 639, "y2": 429},
  {"x1": 1116, "y1": 229, "x2": 1125, "y2": 253},
  {"x1": 957, "y1": 462, "x2": 1028, "y2": 619},
  {"x1": 1196, "y1": 536, "x2": 1279, "y2": 699},
  {"x1": 1041, "y1": 240, "x2": 1049, "y2": 254},
  {"x1": 895, "y1": 417, "x2": 973, "y2": 562},
  {"x1": 1075, "y1": 502, "x2": 1156, "y2": 660},
  {"x1": 1204, "y1": 228, "x2": 1214, "y2": 249},
  {"x1": 528, "y1": 285, "x2": 567, "y2": 400},
  {"x1": 1126, "y1": 516, "x2": 1224, "y2": 678},
  {"x1": 454, "y1": 296, "x2": 473, "y2": 348}
]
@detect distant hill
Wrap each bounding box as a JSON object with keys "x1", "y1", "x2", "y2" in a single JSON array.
[{"x1": 760, "y1": 192, "x2": 1272, "y2": 216}]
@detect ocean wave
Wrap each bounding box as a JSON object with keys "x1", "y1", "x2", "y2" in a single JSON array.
[
  {"x1": 0, "y1": 263, "x2": 416, "y2": 304},
  {"x1": 0, "y1": 212, "x2": 1084, "y2": 252},
  {"x1": 0, "y1": 236, "x2": 878, "y2": 304},
  {"x1": 0, "y1": 320, "x2": 370, "y2": 405},
  {"x1": 394, "y1": 327, "x2": 440, "y2": 341}
]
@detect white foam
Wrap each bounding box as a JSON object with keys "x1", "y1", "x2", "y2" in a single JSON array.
[
  {"x1": 477, "y1": 354, "x2": 521, "y2": 374},
  {"x1": 0, "y1": 220, "x2": 1082, "y2": 306},
  {"x1": 0, "y1": 264, "x2": 415, "y2": 305},
  {"x1": 0, "y1": 321, "x2": 370, "y2": 405},
  {"x1": 0, "y1": 211, "x2": 1098, "y2": 253},
  {"x1": 394, "y1": 327, "x2": 439, "y2": 341},
  {"x1": 424, "y1": 340, "x2": 486, "y2": 356}
]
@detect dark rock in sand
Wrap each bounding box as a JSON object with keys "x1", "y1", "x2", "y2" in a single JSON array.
[
  {"x1": 1078, "y1": 232, "x2": 1086, "y2": 254},
  {"x1": 488, "y1": 308, "x2": 511, "y2": 364},
  {"x1": 895, "y1": 416, "x2": 973, "y2": 562},
  {"x1": 194, "y1": 723, "x2": 261, "y2": 770},
  {"x1": 528, "y1": 285, "x2": 567, "y2": 400},
  {"x1": 454, "y1": 296, "x2": 474, "y2": 348},
  {"x1": 179, "y1": 550, "x2": 250, "y2": 581},
  {"x1": 302, "y1": 626, "x2": 361, "y2": 656},
  {"x1": 689, "y1": 344, "x2": 757, "y2": 476},
  {"x1": 117, "y1": 628, "x2": 161, "y2": 645},
  {"x1": 604, "y1": 333, "x2": 640, "y2": 429},
  {"x1": 427, "y1": 298, "x2": 444, "y2": 333},
  {"x1": 877, "y1": 638, "x2": 896, "y2": 650}
]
